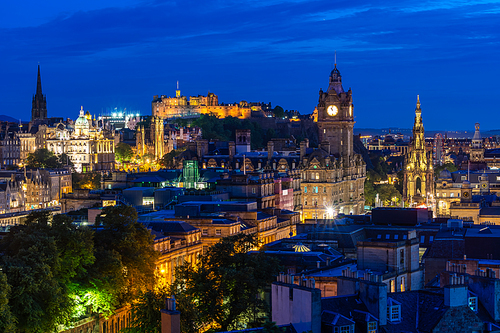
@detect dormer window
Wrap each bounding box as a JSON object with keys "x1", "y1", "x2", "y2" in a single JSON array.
[
  {"x1": 387, "y1": 298, "x2": 401, "y2": 322},
  {"x1": 367, "y1": 321, "x2": 377, "y2": 333},
  {"x1": 468, "y1": 291, "x2": 478, "y2": 312}
]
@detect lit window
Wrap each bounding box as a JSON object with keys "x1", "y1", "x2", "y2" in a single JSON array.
[
  {"x1": 216, "y1": 229, "x2": 221, "y2": 236},
  {"x1": 429, "y1": 236, "x2": 434, "y2": 242},
  {"x1": 390, "y1": 280, "x2": 395, "y2": 293},
  {"x1": 368, "y1": 321, "x2": 377, "y2": 333},
  {"x1": 469, "y1": 297, "x2": 477, "y2": 312},
  {"x1": 202, "y1": 229, "x2": 208, "y2": 236},
  {"x1": 304, "y1": 186, "x2": 307, "y2": 193}
]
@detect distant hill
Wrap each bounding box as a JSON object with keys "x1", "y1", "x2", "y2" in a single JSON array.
[
  {"x1": 355, "y1": 127, "x2": 500, "y2": 139},
  {"x1": 0, "y1": 115, "x2": 21, "y2": 122}
]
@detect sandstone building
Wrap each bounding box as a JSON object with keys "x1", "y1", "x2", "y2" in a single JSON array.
[
  {"x1": 300, "y1": 64, "x2": 366, "y2": 219},
  {"x1": 152, "y1": 85, "x2": 262, "y2": 119}
]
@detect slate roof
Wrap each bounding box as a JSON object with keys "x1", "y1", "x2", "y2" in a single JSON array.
[
  {"x1": 384, "y1": 290, "x2": 447, "y2": 333},
  {"x1": 131, "y1": 175, "x2": 166, "y2": 183},
  {"x1": 139, "y1": 221, "x2": 198, "y2": 233},
  {"x1": 424, "y1": 239, "x2": 465, "y2": 259}
]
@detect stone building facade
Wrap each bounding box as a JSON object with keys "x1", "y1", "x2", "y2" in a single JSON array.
[
  {"x1": 46, "y1": 107, "x2": 115, "y2": 173},
  {"x1": 301, "y1": 64, "x2": 366, "y2": 219},
  {"x1": 135, "y1": 116, "x2": 165, "y2": 160},
  {"x1": 152, "y1": 87, "x2": 260, "y2": 119}
]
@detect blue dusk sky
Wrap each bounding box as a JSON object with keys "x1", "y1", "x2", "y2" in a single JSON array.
[{"x1": 0, "y1": 0, "x2": 499, "y2": 130}]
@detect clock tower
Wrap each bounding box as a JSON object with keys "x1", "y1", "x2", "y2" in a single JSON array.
[{"x1": 316, "y1": 64, "x2": 354, "y2": 158}]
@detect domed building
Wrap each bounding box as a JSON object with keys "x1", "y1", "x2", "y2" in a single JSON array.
[
  {"x1": 74, "y1": 106, "x2": 90, "y2": 137},
  {"x1": 46, "y1": 106, "x2": 115, "y2": 173}
]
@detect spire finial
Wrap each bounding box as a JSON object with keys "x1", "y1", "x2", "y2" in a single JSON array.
[
  {"x1": 334, "y1": 50, "x2": 337, "y2": 67},
  {"x1": 416, "y1": 95, "x2": 421, "y2": 109},
  {"x1": 177, "y1": 80, "x2": 179, "y2": 90}
]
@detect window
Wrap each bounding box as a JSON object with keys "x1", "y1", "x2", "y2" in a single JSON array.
[
  {"x1": 289, "y1": 287, "x2": 293, "y2": 300},
  {"x1": 389, "y1": 280, "x2": 395, "y2": 293},
  {"x1": 400, "y1": 249, "x2": 405, "y2": 266},
  {"x1": 429, "y1": 236, "x2": 434, "y2": 243},
  {"x1": 386, "y1": 234, "x2": 390, "y2": 239},
  {"x1": 252, "y1": 188, "x2": 256, "y2": 194},
  {"x1": 462, "y1": 176, "x2": 467, "y2": 180},
  {"x1": 377, "y1": 234, "x2": 381, "y2": 239},
  {"x1": 304, "y1": 186, "x2": 307, "y2": 193},
  {"x1": 450, "y1": 192, "x2": 454, "y2": 197},
  {"x1": 394, "y1": 235, "x2": 398, "y2": 240},
  {"x1": 469, "y1": 296, "x2": 477, "y2": 312},
  {"x1": 340, "y1": 326, "x2": 351, "y2": 333},
  {"x1": 387, "y1": 304, "x2": 401, "y2": 322},
  {"x1": 420, "y1": 236, "x2": 425, "y2": 243},
  {"x1": 368, "y1": 321, "x2": 377, "y2": 333},
  {"x1": 400, "y1": 276, "x2": 406, "y2": 292},
  {"x1": 216, "y1": 229, "x2": 221, "y2": 236},
  {"x1": 202, "y1": 229, "x2": 208, "y2": 236},
  {"x1": 314, "y1": 186, "x2": 318, "y2": 193},
  {"x1": 323, "y1": 186, "x2": 326, "y2": 193}
]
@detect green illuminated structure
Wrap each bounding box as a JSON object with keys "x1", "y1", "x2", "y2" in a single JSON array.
[{"x1": 183, "y1": 160, "x2": 199, "y2": 189}]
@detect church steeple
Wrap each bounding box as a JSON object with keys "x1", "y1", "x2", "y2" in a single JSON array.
[
  {"x1": 36, "y1": 65, "x2": 42, "y2": 95},
  {"x1": 31, "y1": 65, "x2": 47, "y2": 121}
]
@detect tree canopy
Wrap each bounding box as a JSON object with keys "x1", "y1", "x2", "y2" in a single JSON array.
[
  {"x1": 189, "y1": 114, "x2": 276, "y2": 149},
  {"x1": 25, "y1": 148, "x2": 72, "y2": 169},
  {"x1": 115, "y1": 142, "x2": 134, "y2": 163},
  {"x1": 0, "y1": 206, "x2": 158, "y2": 332},
  {"x1": 171, "y1": 233, "x2": 280, "y2": 333}
]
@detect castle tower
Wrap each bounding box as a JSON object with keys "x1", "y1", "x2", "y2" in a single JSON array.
[
  {"x1": 32, "y1": 65, "x2": 47, "y2": 121},
  {"x1": 316, "y1": 64, "x2": 354, "y2": 158},
  {"x1": 403, "y1": 96, "x2": 434, "y2": 203},
  {"x1": 470, "y1": 123, "x2": 484, "y2": 162}
]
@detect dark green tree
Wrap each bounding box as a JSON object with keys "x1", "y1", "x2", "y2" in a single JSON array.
[
  {"x1": 0, "y1": 211, "x2": 96, "y2": 332},
  {"x1": 115, "y1": 143, "x2": 134, "y2": 163},
  {"x1": 272, "y1": 106, "x2": 285, "y2": 119},
  {"x1": 171, "y1": 234, "x2": 280, "y2": 332},
  {"x1": 72, "y1": 172, "x2": 101, "y2": 190},
  {"x1": 93, "y1": 206, "x2": 158, "y2": 304},
  {"x1": 0, "y1": 270, "x2": 16, "y2": 332},
  {"x1": 160, "y1": 148, "x2": 186, "y2": 169},
  {"x1": 126, "y1": 286, "x2": 169, "y2": 333},
  {"x1": 26, "y1": 148, "x2": 64, "y2": 169}
]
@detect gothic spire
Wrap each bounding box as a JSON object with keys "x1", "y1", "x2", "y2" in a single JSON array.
[
  {"x1": 31, "y1": 65, "x2": 47, "y2": 121},
  {"x1": 36, "y1": 64, "x2": 42, "y2": 96}
]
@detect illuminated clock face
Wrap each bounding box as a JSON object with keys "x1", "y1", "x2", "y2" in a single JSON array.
[
  {"x1": 463, "y1": 191, "x2": 469, "y2": 197},
  {"x1": 482, "y1": 183, "x2": 487, "y2": 188},
  {"x1": 327, "y1": 105, "x2": 338, "y2": 116},
  {"x1": 349, "y1": 105, "x2": 353, "y2": 117}
]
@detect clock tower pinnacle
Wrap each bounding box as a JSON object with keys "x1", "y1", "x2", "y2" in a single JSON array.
[{"x1": 316, "y1": 64, "x2": 354, "y2": 158}]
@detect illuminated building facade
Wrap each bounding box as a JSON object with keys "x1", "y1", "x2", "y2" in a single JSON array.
[
  {"x1": 152, "y1": 86, "x2": 261, "y2": 119},
  {"x1": 46, "y1": 107, "x2": 115, "y2": 173},
  {"x1": 301, "y1": 65, "x2": 366, "y2": 219},
  {"x1": 135, "y1": 116, "x2": 165, "y2": 160},
  {"x1": 403, "y1": 96, "x2": 434, "y2": 204}
]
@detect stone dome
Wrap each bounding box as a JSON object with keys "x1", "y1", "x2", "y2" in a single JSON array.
[{"x1": 439, "y1": 169, "x2": 452, "y2": 179}]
